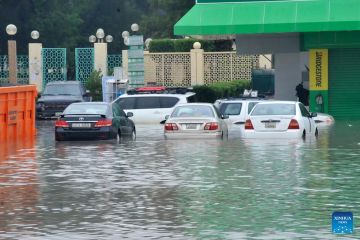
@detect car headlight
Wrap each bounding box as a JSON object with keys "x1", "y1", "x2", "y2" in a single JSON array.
[{"x1": 36, "y1": 102, "x2": 45, "y2": 110}]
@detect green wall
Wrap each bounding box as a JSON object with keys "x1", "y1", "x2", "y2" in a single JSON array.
[
  {"x1": 302, "y1": 31, "x2": 360, "y2": 50},
  {"x1": 197, "y1": 0, "x2": 291, "y2": 2}
]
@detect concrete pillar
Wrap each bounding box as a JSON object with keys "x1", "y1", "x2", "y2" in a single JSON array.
[
  {"x1": 8, "y1": 40, "x2": 17, "y2": 84},
  {"x1": 274, "y1": 52, "x2": 302, "y2": 101},
  {"x1": 29, "y1": 43, "x2": 43, "y2": 92},
  {"x1": 122, "y1": 50, "x2": 128, "y2": 79},
  {"x1": 94, "y1": 43, "x2": 108, "y2": 76},
  {"x1": 190, "y1": 48, "x2": 204, "y2": 86}
]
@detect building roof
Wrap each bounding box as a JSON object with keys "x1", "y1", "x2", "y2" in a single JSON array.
[{"x1": 174, "y1": 0, "x2": 360, "y2": 36}]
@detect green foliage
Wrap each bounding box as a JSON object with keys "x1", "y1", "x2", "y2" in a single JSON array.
[
  {"x1": 149, "y1": 39, "x2": 233, "y2": 52},
  {"x1": 85, "y1": 70, "x2": 103, "y2": 101},
  {"x1": 149, "y1": 39, "x2": 175, "y2": 53},
  {"x1": 193, "y1": 80, "x2": 251, "y2": 103}
]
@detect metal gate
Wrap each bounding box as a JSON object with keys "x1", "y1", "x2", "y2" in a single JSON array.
[
  {"x1": 0, "y1": 55, "x2": 29, "y2": 85},
  {"x1": 42, "y1": 48, "x2": 67, "y2": 88},
  {"x1": 75, "y1": 48, "x2": 94, "y2": 84}
]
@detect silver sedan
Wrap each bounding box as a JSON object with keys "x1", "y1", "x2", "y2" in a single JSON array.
[{"x1": 162, "y1": 103, "x2": 229, "y2": 139}]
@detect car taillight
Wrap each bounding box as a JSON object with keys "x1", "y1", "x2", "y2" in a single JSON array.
[
  {"x1": 288, "y1": 119, "x2": 300, "y2": 129},
  {"x1": 165, "y1": 123, "x2": 178, "y2": 131},
  {"x1": 55, "y1": 120, "x2": 69, "y2": 128},
  {"x1": 204, "y1": 122, "x2": 219, "y2": 130},
  {"x1": 244, "y1": 119, "x2": 254, "y2": 130},
  {"x1": 95, "y1": 119, "x2": 112, "y2": 127}
]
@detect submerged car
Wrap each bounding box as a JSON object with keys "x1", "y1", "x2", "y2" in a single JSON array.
[
  {"x1": 55, "y1": 102, "x2": 135, "y2": 141},
  {"x1": 242, "y1": 101, "x2": 318, "y2": 139},
  {"x1": 37, "y1": 81, "x2": 91, "y2": 119},
  {"x1": 162, "y1": 103, "x2": 228, "y2": 139},
  {"x1": 112, "y1": 87, "x2": 196, "y2": 124},
  {"x1": 214, "y1": 97, "x2": 266, "y2": 125}
]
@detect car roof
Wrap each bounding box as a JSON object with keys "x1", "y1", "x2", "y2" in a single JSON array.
[
  {"x1": 255, "y1": 101, "x2": 298, "y2": 105},
  {"x1": 176, "y1": 103, "x2": 215, "y2": 107},
  {"x1": 215, "y1": 98, "x2": 266, "y2": 103},
  {"x1": 69, "y1": 102, "x2": 109, "y2": 106}
]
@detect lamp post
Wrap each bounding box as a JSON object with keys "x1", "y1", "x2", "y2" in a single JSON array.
[
  {"x1": 29, "y1": 30, "x2": 43, "y2": 91},
  {"x1": 6, "y1": 24, "x2": 17, "y2": 84},
  {"x1": 89, "y1": 28, "x2": 113, "y2": 75},
  {"x1": 122, "y1": 23, "x2": 145, "y2": 87}
]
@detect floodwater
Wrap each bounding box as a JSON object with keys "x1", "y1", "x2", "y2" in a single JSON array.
[{"x1": 1, "y1": 120, "x2": 360, "y2": 239}]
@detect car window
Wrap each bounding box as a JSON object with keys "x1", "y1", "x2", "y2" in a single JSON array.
[
  {"x1": 160, "y1": 97, "x2": 180, "y2": 108},
  {"x1": 112, "y1": 104, "x2": 120, "y2": 117},
  {"x1": 221, "y1": 103, "x2": 242, "y2": 115},
  {"x1": 64, "y1": 104, "x2": 108, "y2": 115},
  {"x1": 116, "y1": 97, "x2": 136, "y2": 110},
  {"x1": 299, "y1": 103, "x2": 311, "y2": 117},
  {"x1": 186, "y1": 94, "x2": 197, "y2": 103},
  {"x1": 44, "y1": 84, "x2": 81, "y2": 96},
  {"x1": 248, "y1": 102, "x2": 259, "y2": 114},
  {"x1": 136, "y1": 97, "x2": 161, "y2": 109},
  {"x1": 171, "y1": 105, "x2": 215, "y2": 118},
  {"x1": 251, "y1": 104, "x2": 296, "y2": 116}
]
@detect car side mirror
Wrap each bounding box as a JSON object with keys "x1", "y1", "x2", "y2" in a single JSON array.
[
  {"x1": 221, "y1": 114, "x2": 229, "y2": 119},
  {"x1": 310, "y1": 112, "x2": 317, "y2": 118},
  {"x1": 126, "y1": 112, "x2": 134, "y2": 118}
]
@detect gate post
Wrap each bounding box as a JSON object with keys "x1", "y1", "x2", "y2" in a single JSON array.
[
  {"x1": 29, "y1": 43, "x2": 43, "y2": 92},
  {"x1": 190, "y1": 42, "x2": 204, "y2": 86},
  {"x1": 94, "y1": 43, "x2": 108, "y2": 76}
]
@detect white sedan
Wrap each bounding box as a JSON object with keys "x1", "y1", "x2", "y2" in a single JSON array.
[
  {"x1": 162, "y1": 103, "x2": 229, "y2": 139},
  {"x1": 241, "y1": 101, "x2": 318, "y2": 139}
]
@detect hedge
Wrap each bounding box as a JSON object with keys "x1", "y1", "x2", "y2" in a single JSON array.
[
  {"x1": 193, "y1": 80, "x2": 250, "y2": 103},
  {"x1": 149, "y1": 39, "x2": 233, "y2": 53}
]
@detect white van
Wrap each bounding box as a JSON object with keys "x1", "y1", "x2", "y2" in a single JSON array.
[
  {"x1": 113, "y1": 93, "x2": 196, "y2": 124},
  {"x1": 214, "y1": 98, "x2": 267, "y2": 125}
]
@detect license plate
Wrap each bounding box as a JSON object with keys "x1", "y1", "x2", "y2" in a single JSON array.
[
  {"x1": 72, "y1": 123, "x2": 91, "y2": 128},
  {"x1": 186, "y1": 124, "x2": 197, "y2": 129},
  {"x1": 55, "y1": 112, "x2": 62, "y2": 116},
  {"x1": 265, "y1": 122, "x2": 276, "y2": 128}
]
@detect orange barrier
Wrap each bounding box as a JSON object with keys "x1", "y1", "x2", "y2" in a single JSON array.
[{"x1": 0, "y1": 85, "x2": 37, "y2": 142}]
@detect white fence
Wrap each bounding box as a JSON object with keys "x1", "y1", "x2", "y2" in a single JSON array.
[{"x1": 142, "y1": 51, "x2": 261, "y2": 87}]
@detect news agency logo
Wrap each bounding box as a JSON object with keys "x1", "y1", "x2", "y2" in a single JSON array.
[{"x1": 332, "y1": 212, "x2": 353, "y2": 234}]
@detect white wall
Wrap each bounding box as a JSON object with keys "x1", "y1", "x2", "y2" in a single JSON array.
[{"x1": 274, "y1": 52, "x2": 305, "y2": 101}]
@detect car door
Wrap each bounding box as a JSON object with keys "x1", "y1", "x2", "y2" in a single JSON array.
[
  {"x1": 111, "y1": 104, "x2": 122, "y2": 133},
  {"x1": 119, "y1": 108, "x2": 133, "y2": 134},
  {"x1": 113, "y1": 104, "x2": 130, "y2": 135},
  {"x1": 299, "y1": 103, "x2": 312, "y2": 134}
]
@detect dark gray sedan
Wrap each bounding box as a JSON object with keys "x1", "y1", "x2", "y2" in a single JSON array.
[{"x1": 55, "y1": 102, "x2": 136, "y2": 141}]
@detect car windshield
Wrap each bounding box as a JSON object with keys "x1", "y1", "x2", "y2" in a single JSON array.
[
  {"x1": 251, "y1": 103, "x2": 296, "y2": 116},
  {"x1": 64, "y1": 104, "x2": 108, "y2": 115},
  {"x1": 171, "y1": 105, "x2": 215, "y2": 118},
  {"x1": 43, "y1": 84, "x2": 81, "y2": 96}
]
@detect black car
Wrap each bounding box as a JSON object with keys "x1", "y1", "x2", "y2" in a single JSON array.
[
  {"x1": 37, "y1": 81, "x2": 91, "y2": 119},
  {"x1": 55, "y1": 102, "x2": 136, "y2": 141}
]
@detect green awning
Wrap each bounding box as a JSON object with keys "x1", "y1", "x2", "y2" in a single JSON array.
[{"x1": 174, "y1": 0, "x2": 360, "y2": 36}]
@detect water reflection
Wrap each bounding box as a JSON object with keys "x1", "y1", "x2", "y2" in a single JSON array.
[{"x1": 0, "y1": 121, "x2": 359, "y2": 239}]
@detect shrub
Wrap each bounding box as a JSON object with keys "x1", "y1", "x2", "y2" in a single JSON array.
[
  {"x1": 193, "y1": 80, "x2": 250, "y2": 103},
  {"x1": 85, "y1": 70, "x2": 103, "y2": 101},
  {"x1": 149, "y1": 39, "x2": 233, "y2": 53},
  {"x1": 149, "y1": 39, "x2": 175, "y2": 53}
]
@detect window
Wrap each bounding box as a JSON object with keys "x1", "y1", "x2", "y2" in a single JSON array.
[
  {"x1": 251, "y1": 104, "x2": 296, "y2": 116},
  {"x1": 136, "y1": 97, "x2": 161, "y2": 109},
  {"x1": 116, "y1": 97, "x2": 136, "y2": 110},
  {"x1": 248, "y1": 102, "x2": 259, "y2": 114},
  {"x1": 221, "y1": 103, "x2": 242, "y2": 115},
  {"x1": 160, "y1": 97, "x2": 180, "y2": 108},
  {"x1": 64, "y1": 104, "x2": 108, "y2": 115},
  {"x1": 299, "y1": 103, "x2": 310, "y2": 117},
  {"x1": 171, "y1": 105, "x2": 215, "y2": 118},
  {"x1": 112, "y1": 104, "x2": 121, "y2": 117},
  {"x1": 44, "y1": 84, "x2": 81, "y2": 96}
]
